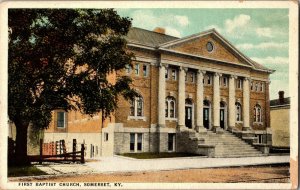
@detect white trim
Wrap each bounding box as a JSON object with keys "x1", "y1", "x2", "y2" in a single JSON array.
[
  {"x1": 127, "y1": 116, "x2": 147, "y2": 121},
  {"x1": 159, "y1": 48, "x2": 253, "y2": 69},
  {"x1": 160, "y1": 58, "x2": 251, "y2": 78},
  {"x1": 127, "y1": 42, "x2": 156, "y2": 50}
]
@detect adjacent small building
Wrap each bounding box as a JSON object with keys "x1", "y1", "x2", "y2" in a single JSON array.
[{"x1": 270, "y1": 91, "x2": 290, "y2": 148}]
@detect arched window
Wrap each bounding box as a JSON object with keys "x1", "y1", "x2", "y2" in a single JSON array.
[
  {"x1": 129, "y1": 96, "x2": 144, "y2": 117},
  {"x1": 166, "y1": 96, "x2": 176, "y2": 118},
  {"x1": 254, "y1": 104, "x2": 262, "y2": 122},
  {"x1": 235, "y1": 102, "x2": 242, "y2": 122}
]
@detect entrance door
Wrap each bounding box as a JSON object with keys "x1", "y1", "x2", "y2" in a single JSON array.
[
  {"x1": 203, "y1": 108, "x2": 209, "y2": 129},
  {"x1": 185, "y1": 106, "x2": 192, "y2": 129},
  {"x1": 220, "y1": 109, "x2": 225, "y2": 129}
]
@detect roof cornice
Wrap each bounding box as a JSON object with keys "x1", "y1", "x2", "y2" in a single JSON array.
[{"x1": 158, "y1": 47, "x2": 253, "y2": 69}]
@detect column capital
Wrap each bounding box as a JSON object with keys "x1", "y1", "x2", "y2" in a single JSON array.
[
  {"x1": 197, "y1": 69, "x2": 206, "y2": 75},
  {"x1": 243, "y1": 77, "x2": 251, "y2": 82},
  {"x1": 230, "y1": 74, "x2": 238, "y2": 79},
  {"x1": 179, "y1": 66, "x2": 188, "y2": 72},
  {"x1": 214, "y1": 72, "x2": 222, "y2": 77},
  {"x1": 159, "y1": 62, "x2": 168, "y2": 68}
]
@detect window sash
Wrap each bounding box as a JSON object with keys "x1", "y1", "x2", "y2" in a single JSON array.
[
  {"x1": 57, "y1": 112, "x2": 65, "y2": 128},
  {"x1": 171, "y1": 70, "x2": 176, "y2": 80},
  {"x1": 135, "y1": 64, "x2": 139, "y2": 75},
  {"x1": 143, "y1": 65, "x2": 148, "y2": 77}
]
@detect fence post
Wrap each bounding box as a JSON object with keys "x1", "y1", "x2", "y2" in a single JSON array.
[
  {"x1": 59, "y1": 140, "x2": 62, "y2": 155},
  {"x1": 39, "y1": 139, "x2": 43, "y2": 164},
  {"x1": 73, "y1": 139, "x2": 76, "y2": 162},
  {"x1": 80, "y1": 144, "x2": 85, "y2": 164}
]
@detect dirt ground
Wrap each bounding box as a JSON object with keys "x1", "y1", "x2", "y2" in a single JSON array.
[{"x1": 24, "y1": 165, "x2": 289, "y2": 183}]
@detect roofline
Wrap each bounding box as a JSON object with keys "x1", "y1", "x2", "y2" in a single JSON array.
[
  {"x1": 158, "y1": 47, "x2": 253, "y2": 69},
  {"x1": 127, "y1": 42, "x2": 156, "y2": 51},
  {"x1": 159, "y1": 28, "x2": 273, "y2": 72},
  {"x1": 127, "y1": 42, "x2": 273, "y2": 73}
]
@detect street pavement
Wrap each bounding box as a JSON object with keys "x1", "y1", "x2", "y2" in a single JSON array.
[{"x1": 33, "y1": 155, "x2": 289, "y2": 175}]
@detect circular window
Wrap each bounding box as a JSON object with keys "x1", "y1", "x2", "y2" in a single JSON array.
[{"x1": 206, "y1": 42, "x2": 214, "y2": 52}]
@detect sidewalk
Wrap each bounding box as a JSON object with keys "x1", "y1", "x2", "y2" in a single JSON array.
[{"x1": 86, "y1": 155, "x2": 290, "y2": 173}]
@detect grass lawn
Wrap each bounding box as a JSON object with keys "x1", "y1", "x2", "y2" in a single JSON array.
[
  {"x1": 8, "y1": 165, "x2": 48, "y2": 177},
  {"x1": 120, "y1": 152, "x2": 202, "y2": 159}
]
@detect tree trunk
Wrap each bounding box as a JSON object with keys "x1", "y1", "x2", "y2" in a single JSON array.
[{"x1": 14, "y1": 121, "x2": 30, "y2": 166}]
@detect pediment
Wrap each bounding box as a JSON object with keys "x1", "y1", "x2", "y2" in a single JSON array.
[{"x1": 159, "y1": 29, "x2": 254, "y2": 68}]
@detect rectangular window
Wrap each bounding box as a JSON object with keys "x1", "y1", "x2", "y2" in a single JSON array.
[
  {"x1": 137, "y1": 133, "x2": 143, "y2": 151},
  {"x1": 130, "y1": 133, "x2": 135, "y2": 151},
  {"x1": 207, "y1": 75, "x2": 211, "y2": 85},
  {"x1": 260, "y1": 83, "x2": 264, "y2": 92},
  {"x1": 168, "y1": 133, "x2": 175, "y2": 151},
  {"x1": 236, "y1": 79, "x2": 242, "y2": 89},
  {"x1": 251, "y1": 82, "x2": 253, "y2": 91},
  {"x1": 143, "y1": 65, "x2": 148, "y2": 77},
  {"x1": 223, "y1": 77, "x2": 227, "y2": 87},
  {"x1": 125, "y1": 64, "x2": 131, "y2": 74},
  {"x1": 130, "y1": 133, "x2": 143, "y2": 152},
  {"x1": 104, "y1": 133, "x2": 109, "y2": 142},
  {"x1": 190, "y1": 73, "x2": 194, "y2": 83},
  {"x1": 135, "y1": 64, "x2": 139, "y2": 76},
  {"x1": 165, "y1": 69, "x2": 169, "y2": 79},
  {"x1": 57, "y1": 112, "x2": 65, "y2": 128},
  {"x1": 171, "y1": 69, "x2": 176, "y2": 80}
]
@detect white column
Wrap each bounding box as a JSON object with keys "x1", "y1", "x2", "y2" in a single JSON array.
[
  {"x1": 228, "y1": 75, "x2": 236, "y2": 129},
  {"x1": 243, "y1": 77, "x2": 250, "y2": 130},
  {"x1": 213, "y1": 72, "x2": 221, "y2": 131},
  {"x1": 178, "y1": 66, "x2": 187, "y2": 129},
  {"x1": 158, "y1": 63, "x2": 167, "y2": 127},
  {"x1": 196, "y1": 69, "x2": 206, "y2": 133}
]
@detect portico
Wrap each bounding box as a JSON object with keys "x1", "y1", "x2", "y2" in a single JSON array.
[{"x1": 157, "y1": 61, "x2": 252, "y2": 133}]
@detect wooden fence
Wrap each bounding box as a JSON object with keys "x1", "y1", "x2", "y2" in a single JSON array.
[{"x1": 29, "y1": 139, "x2": 85, "y2": 164}]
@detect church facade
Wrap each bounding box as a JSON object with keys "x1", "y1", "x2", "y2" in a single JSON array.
[{"x1": 44, "y1": 27, "x2": 273, "y2": 157}]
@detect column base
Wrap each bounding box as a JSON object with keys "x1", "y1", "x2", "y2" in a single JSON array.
[
  {"x1": 242, "y1": 126, "x2": 250, "y2": 131},
  {"x1": 177, "y1": 125, "x2": 188, "y2": 132},
  {"x1": 227, "y1": 126, "x2": 236, "y2": 132},
  {"x1": 212, "y1": 126, "x2": 224, "y2": 134},
  {"x1": 196, "y1": 125, "x2": 207, "y2": 134}
]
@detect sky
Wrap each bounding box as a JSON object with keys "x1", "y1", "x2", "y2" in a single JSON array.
[{"x1": 116, "y1": 8, "x2": 289, "y2": 100}]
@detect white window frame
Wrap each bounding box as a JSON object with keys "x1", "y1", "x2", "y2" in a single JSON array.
[
  {"x1": 129, "y1": 133, "x2": 143, "y2": 152},
  {"x1": 254, "y1": 104, "x2": 263, "y2": 123},
  {"x1": 57, "y1": 111, "x2": 66, "y2": 128},
  {"x1": 236, "y1": 79, "x2": 242, "y2": 89},
  {"x1": 135, "y1": 64, "x2": 140, "y2": 76},
  {"x1": 190, "y1": 72, "x2": 195, "y2": 83},
  {"x1": 171, "y1": 69, "x2": 177, "y2": 81},
  {"x1": 128, "y1": 96, "x2": 146, "y2": 121},
  {"x1": 125, "y1": 64, "x2": 131, "y2": 74},
  {"x1": 142, "y1": 64, "x2": 148, "y2": 77},
  {"x1": 255, "y1": 83, "x2": 259, "y2": 91},
  {"x1": 235, "y1": 103, "x2": 242, "y2": 122},
  {"x1": 165, "y1": 68, "x2": 169, "y2": 79},
  {"x1": 205, "y1": 74, "x2": 211, "y2": 85},
  {"x1": 260, "y1": 83, "x2": 264, "y2": 92},
  {"x1": 165, "y1": 97, "x2": 177, "y2": 120}
]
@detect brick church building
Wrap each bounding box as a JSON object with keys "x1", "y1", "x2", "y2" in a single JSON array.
[{"x1": 44, "y1": 27, "x2": 274, "y2": 158}]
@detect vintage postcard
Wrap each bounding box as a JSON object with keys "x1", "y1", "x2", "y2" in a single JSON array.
[{"x1": 0, "y1": 1, "x2": 298, "y2": 189}]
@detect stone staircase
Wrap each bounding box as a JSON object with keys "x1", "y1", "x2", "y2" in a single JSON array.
[{"x1": 195, "y1": 130, "x2": 264, "y2": 157}]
